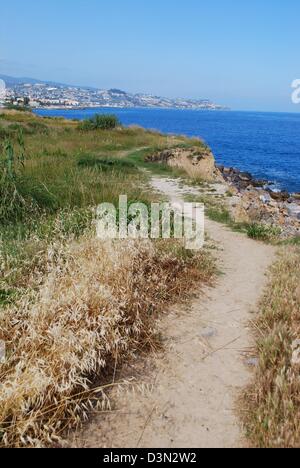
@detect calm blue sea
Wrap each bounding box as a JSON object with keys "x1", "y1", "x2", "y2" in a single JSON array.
[{"x1": 35, "y1": 108, "x2": 300, "y2": 193}]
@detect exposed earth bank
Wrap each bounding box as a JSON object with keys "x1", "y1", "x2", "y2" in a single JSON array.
[{"x1": 148, "y1": 146, "x2": 300, "y2": 238}]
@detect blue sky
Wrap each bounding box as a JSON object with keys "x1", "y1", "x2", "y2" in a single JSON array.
[{"x1": 1, "y1": 0, "x2": 299, "y2": 112}]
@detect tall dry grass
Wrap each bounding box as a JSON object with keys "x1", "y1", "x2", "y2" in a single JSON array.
[
  {"x1": 242, "y1": 246, "x2": 300, "y2": 448},
  {"x1": 0, "y1": 232, "x2": 214, "y2": 448}
]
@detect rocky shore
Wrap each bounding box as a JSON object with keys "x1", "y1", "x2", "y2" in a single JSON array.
[
  {"x1": 146, "y1": 146, "x2": 300, "y2": 239},
  {"x1": 218, "y1": 165, "x2": 300, "y2": 238}
]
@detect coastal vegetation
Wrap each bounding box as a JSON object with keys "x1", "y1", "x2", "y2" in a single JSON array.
[
  {"x1": 185, "y1": 192, "x2": 283, "y2": 243},
  {"x1": 242, "y1": 245, "x2": 300, "y2": 448},
  {"x1": 0, "y1": 110, "x2": 215, "y2": 447},
  {"x1": 78, "y1": 114, "x2": 120, "y2": 131}
]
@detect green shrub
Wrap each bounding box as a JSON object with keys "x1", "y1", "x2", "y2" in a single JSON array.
[
  {"x1": 206, "y1": 206, "x2": 231, "y2": 224},
  {"x1": 78, "y1": 114, "x2": 121, "y2": 131},
  {"x1": 4, "y1": 104, "x2": 32, "y2": 112},
  {"x1": 247, "y1": 223, "x2": 281, "y2": 241}
]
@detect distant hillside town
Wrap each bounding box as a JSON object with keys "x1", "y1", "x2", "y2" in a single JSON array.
[{"x1": 0, "y1": 75, "x2": 229, "y2": 111}]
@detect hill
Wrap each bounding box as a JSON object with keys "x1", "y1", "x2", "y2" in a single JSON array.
[{"x1": 0, "y1": 74, "x2": 229, "y2": 110}]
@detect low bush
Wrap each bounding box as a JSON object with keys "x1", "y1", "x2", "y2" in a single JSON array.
[
  {"x1": 78, "y1": 114, "x2": 121, "y2": 131},
  {"x1": 206, "y1": 206, "x2": 231, "y2": 224},
  {"x1": 4, "y1": 104, "x2": 32, "y2": 112},
  {"x1": 247, "y1": 223, "x2": 281, "y2": 241}
]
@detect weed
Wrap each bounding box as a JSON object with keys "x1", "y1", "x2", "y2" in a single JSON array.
[{"x1": 247, "y1": 223, "x2": 281, "y2": 241}]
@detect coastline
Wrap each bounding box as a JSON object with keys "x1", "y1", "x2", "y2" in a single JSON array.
[
  {"x1": 146, "y1": 145, "x2": 300, "y2": 238},
  {"x1": 217, "y1": 164, "x2": 300, "y2": 237},
  {"x1": 34, "y1": 107, "x2": 300, "y2": 196},
  {"x1": 33, "y1": 105, "x2": 230, "y2": 111},
  {"x1": 3, "y1": 105, "x2": 299, "y2": 197}
]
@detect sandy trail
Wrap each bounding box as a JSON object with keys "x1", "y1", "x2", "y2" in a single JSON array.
[{"x1": 73, "y1": 176, "x2": 275, "y2": 449}]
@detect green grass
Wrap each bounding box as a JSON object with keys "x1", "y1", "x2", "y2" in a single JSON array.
[
  {"x1": 184, "y1": 192, "x2": 283, "y2": 242},
  {"x1": 78, "y1": 113, "x2": 120, "y2": 131},
  {"x1": 206, "y1": 206, "x2": 232, "y2": 224},
  {"x1": 207, "y1": 209, "x2": 281, "y2": 241},
  {"x1": 127, "y1": 147, "x2": 187, "y2": 177},
  {"x1": 4, "y1": 104, "x2": 32, "y2": 112},
  {"x1": 279, "y1": 235, "x2": 300, "y2": 246},
  {"x1": 0, "y1": 110, "x2": 200, "y2": 303},
  {"x1": 0, "y1": 288, "x2": 17, "y2": 306},
  {"x1": 246, "y1": 223, "x2": 282, "y2": 241},
  {"x1": 77, "y1": 155, "x2": 137, "y2": 172}
]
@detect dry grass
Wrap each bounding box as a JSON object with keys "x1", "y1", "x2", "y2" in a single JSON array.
[
  {"x1": 0, "y1": 235, "x2": 214, "y2": 447},
  {"x1": 242, "y1": 246, "x2": 300, "y2": 448}
]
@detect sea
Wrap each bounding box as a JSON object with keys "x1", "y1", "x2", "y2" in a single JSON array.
[{"x1": 34, "y1": 108, "x2": 300, "y2": 194}]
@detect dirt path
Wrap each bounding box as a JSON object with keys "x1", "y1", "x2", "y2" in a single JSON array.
[{"x1": 73, "y1": 177, "x2": 275, "y2": 449}]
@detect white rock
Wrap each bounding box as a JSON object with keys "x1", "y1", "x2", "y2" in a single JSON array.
[
  {"x1": 260, "y1": 194, "x2": 272, "y2": 204},
  {"x1": 245, "y1": 358, "x2": 259, "y2": 367},
  {"x1": 200, "y1": 327, "x2": 217, "y2": 338},
  {"x1": 287, "y1": 204, "x2": 300, "y2": 220}
]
